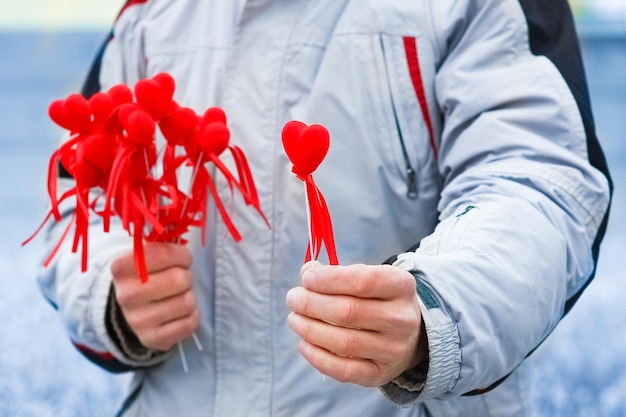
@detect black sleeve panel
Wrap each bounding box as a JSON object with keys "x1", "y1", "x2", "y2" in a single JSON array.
[{"x1": 517, "y1": 0, "x2": 613, "y2": 315}]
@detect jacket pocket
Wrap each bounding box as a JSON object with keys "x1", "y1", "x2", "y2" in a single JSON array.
[{"x1": 377, "y1": 33, "x2": 441, "y2": 198}]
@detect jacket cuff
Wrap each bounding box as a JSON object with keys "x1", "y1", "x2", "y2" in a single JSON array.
[
  {"x1": 107, "y1": 286, "x2": 168, "y2": 363},
  {"x1": 379, "y1": 253, "x2": 462, "y2": 407},
  {"x1": 387, "y1": 359, "x2": 428, "y2": 393}
]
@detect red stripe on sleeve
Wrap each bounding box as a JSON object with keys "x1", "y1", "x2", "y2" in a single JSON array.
[
  {"x1": 403, "y1": 36, "x2": 438, "y2": 161},
  {"x1": 73, "y1": 342, "x2": 115, "y2": 361}
]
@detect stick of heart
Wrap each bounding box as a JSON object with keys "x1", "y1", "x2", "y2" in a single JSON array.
[{"x1": 281, "y1": 121, "x2": 338, "y2": 265}]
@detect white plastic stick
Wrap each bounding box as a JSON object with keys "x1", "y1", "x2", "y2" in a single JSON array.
[
  {"x1": 192, "y1": 333, "x2": 204, "y2": 351},
  {"x1": 303, "y1": 182, "x2": 314, "y2": 262},
  {"x1": 304, "y1": 182, "x2": 326, "y2": 383},
  {"x1": 177, "y1": 341, "x2": 189, "y2": 373}
]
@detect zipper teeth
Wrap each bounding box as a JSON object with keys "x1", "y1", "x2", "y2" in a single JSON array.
[{"x1": 378, "y1": 34, "x2": 418, "y2": 199}]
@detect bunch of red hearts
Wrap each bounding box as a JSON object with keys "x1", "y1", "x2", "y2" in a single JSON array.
[{"x1": 24, "y1": 72, "x2": 267, "y2": 283}]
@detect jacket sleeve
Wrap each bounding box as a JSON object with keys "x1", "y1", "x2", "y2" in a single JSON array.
[
  {"x1": 381, "y1": 0, "x2": 611, "y2": 405},
  {"x1": 36, "y1": 2, "x2": 167, "y2": 372}
]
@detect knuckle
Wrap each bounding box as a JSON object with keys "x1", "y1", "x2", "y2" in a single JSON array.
[
  {"x1": 384, "y1": 308, "x2": 410, "y2": 328},
  {"x1": 336, "y1": 300, "x2": 359, "y2": 324},
  {"x1": 171, "y1": 269, "x2": 192, "y2": 291},
  {"x1": 138, "y1": 330, "x2": 158, "y2": 350},
  {"x1": 295, "y1": 289, "x2": 311, "y2": 315},
  {"x1": 337, "y1": 361, "x2": 361, "y2": 384},
  {"x1": 294, "y1": 315, "x2": 313, "y2": 340},
  {"x1": 337, "y1": 333, "x2": 360, "y2": 357},
  {"x1": 352, "y1": 266, "x2": 373, "y2": 294},
  {"x1": 123, "y1": 310, "x2": 145, "y2": 330},
  {"x1": 147, "y1": 242, "x2": 169, "y2": 261},
  {"x1": 359, "y1": 361, "x2": 385, "y2": 387},
  {"x1": 114, "y1": 289, "x2": 128, "y2": 306},
  {"x1": 181, "y1": 291, "x2": 197, "y2": 312},
  {"x1": 110, "y1": 251, "x2": 132, "y2": 278},
  {"x1": 386, "y1": 342, "x2": 409, "y2": 362},
  {"x1": 148, "y1": 328, "x2": 172, "y2": 351},
  {"x1": 114, "y1": 286, "x2": 133, "y2": 307},
  {"x1": 394, "y1": 267, "x2": 416, "y2": 293},
  {"x1": 183, "y1": 310, "x2": 200, "y2": 334},
  {"x1": 155, "y1": 242, "x2": 192, "y2": 269}
]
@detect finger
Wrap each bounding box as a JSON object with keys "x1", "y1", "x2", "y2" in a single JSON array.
[
  {"x1": 297, "y1": 340, "x2": 385, "y2": 387},
  {"x1": 299, "y1": 260, "x2": 321, "y2": 275},
  {"x1": 286, "y1": 287, "x2": 405, "y2": 331},
  {"x1": 111, "y1": 242, "x2": 192, "y2": 278},
  {"x1": 114, "y1": 267, "x2": 194, "y2": 308},
  {"x1": 287, "y1": 312, "x2": 401, "y2": 362},
  {"x1": 300, "y1": 264, "x2": 415, "y2": 300},
  {"x1": 123, "y1": 290, "x2": 198, "y2": 333},
  {"x1": 139, "y1": 308, "x2": 201, "y2": 351}
]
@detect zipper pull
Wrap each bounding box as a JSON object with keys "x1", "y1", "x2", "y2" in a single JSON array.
[{"x1": 406, "y1": 167, "x2": 418, "y2": 199}]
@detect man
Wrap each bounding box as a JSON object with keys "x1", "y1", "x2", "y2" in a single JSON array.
[{"x1": 39, "y1": 0, "x2": 612, "y2": 416}]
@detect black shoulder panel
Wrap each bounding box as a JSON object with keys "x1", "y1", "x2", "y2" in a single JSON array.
[
  {"x1": 58, "y1": 31, "x2": 114, "y2": 179},
  {"x1": 80, "y1": 31, "x2": 114, "y2": 100},
  {"x1": 517, "y1": 0, "x2": 613, "y2": 315}
]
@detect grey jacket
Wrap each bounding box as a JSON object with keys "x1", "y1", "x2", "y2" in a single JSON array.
[{"x1": 38, "y1": 0, "x2": 612, "y2": 416}]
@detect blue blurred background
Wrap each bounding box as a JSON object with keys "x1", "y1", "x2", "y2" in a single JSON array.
[{"x1": 0, "y1": 2, "x2": 624, "y2": 416}]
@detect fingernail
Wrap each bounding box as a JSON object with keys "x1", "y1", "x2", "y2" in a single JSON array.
[
  {"x1": 301, "y1": 268, "x2": 315, "y2": 287},
  {"x1": 300, "y1": 260, "x2": 320, "y2": 275},
  {"x1": 285, "y1": 288, "x2": 297, "y2": 309},
  {"x1": 286, "y1": 311, "x2": 298, "y2": 328}
]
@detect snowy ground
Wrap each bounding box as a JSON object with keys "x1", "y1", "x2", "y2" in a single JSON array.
[{"x1": 0, "y1": 31, "x2": 624, "y2": 417}]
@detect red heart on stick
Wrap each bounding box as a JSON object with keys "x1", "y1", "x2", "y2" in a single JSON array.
[
  {"x1": 201, "y1": 107, "x2": 227, "y2": 126},
  {"x1": 48, "y1": 99, "x2": 71, "y2": 130},
  {"x1": 49, "y1": 94, "x2": 92, "y2": 133},
  {"x1": 107, "y1": 84, "x2": 134, "y2": 107},
  {"x1": 124, "y1": 109, "x2": 156, "y2": 146},
  {"x1": 64, "y1": 94, "x2": 93, "y2": 132},
  {"x1": 153, "y1": 72, "x2": 175, "y2": 101},
  {"x1": 134, "y1": 73, "x2": 175, "y2": 120},
  {"x1": 88, "y1": 92, "x2": 114, "y2": 125},
  {"x1": 198, "y1": 122, "x2": 230, "y2": 156},
  {"x1": 282, "y1": 121, "x2": 330, "y2": 177},
  {"x1": 160, "y1": 105, "x2": 198, "y2": 146}
]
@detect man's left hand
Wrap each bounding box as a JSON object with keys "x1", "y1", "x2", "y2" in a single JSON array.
[{"x1": 285, "y1": 261, "x2": 428, "y2": 387}]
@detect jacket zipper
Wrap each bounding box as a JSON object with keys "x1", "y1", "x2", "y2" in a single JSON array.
[{"x1": 379, "y1": 33, "x2": 418, "y2": 200}]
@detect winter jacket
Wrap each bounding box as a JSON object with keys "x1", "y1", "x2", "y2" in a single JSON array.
[{"x1": 38, "y1": 0, "x2": 612, "y2": 416}]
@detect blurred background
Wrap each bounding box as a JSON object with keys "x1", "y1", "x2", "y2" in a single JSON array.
[{"x1": 0, "y1": 1, "x2": 624, "y2": 416}]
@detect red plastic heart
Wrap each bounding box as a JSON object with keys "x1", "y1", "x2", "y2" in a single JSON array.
[
  {"x1": 48, "y1": 99, "x2": 71, "y2": 130},
  {"x1": 79, "y1": 134, "x2": 115, "y2": 173},
  {"x1": 107, "y1": 84, "x2": 134, "y2": 107},
  {"x1": 134, "y1": 76, "x2": 173, "y2": 120},
  {"x1": 282, "y1": 122, "x2": 329, "y2": 176},
  {"x1": 153, "y1": 72, "x2": 175, "y2": 101},
  {"x1": 201, "y1": 107, "x2": 227, "y2": 126},
  {"x1": 125, "y1": 110, "x2": 156, "y2": 146},
  {"x1": 198, "y1": 122, "x2": 230, "y2": 156},
  {"x1": 159, "y1": 106, "x2": 198, "y2": 146},
  {"x1": 117, "y1": 102, "x2": 140, "y2": 127},
  {"x1": 63, "y1": 94, "x2": 92, "y2": 133},
  {"x1": 89, "y1": 92, "x2": 114, "y2": 125}
]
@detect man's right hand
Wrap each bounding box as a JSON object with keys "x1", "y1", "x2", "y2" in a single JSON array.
[{"x1": 110, "y1": 242, "x2": 200, "y2": 351}]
